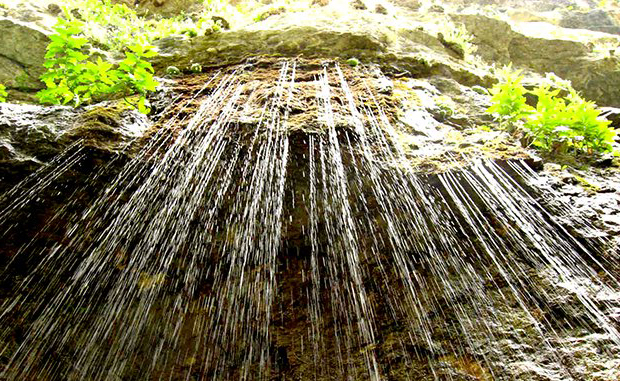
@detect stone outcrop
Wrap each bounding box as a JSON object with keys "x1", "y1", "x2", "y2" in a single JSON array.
[
  {"x1": 0, "y1": 101, "x2": 150, "y2": 193},
  {"x1": 151, "y1": 9, "x2": 495, "y2": 89},
  {"x1": 0, "y1": 18, "x2": 50, "y2": 101},
  {"x1": 452, "y1": 13, "x2": 620, "y2": 107},
  {"x1": 148, "y1": 6, "x2": 620, "y2": 107},
  {"x1": 112, "y1": 0, "x2": 204, "y2": 18}
]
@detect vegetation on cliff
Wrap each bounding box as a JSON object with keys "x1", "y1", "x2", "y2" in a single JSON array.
[
  {"x1": 487, "y1": 66, "x2": 616, "y2": 155},
  {"x1": 37, "y1": 18, "x2": 158, "y2": 113}
]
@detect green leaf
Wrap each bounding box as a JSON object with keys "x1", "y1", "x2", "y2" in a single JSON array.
[
  {"x1": 62, "y1": 92, "x2": 75, "y2": 105},
  {"x1": 0, "y1": 84, "x2": 7, "y2": 102}
]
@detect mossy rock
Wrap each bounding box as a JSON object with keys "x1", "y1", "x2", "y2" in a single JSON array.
[{"x1": 61, "y1": 100, "x2": 144, "y2": 151}]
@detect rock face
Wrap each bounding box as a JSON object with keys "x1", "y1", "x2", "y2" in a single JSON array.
[
  {"x1": 112, "y1": 0, "x2": 204, "y2": 17},
  {"x1": 0, "y1": 18, "x2": 50, "y2": 100},
  {"x1": 0, "y1": 101, "x2": 150, "y2": 194},
  {"x1": 452, "y1": 13, "x2": 620, "y2": 107},
  {"x1": 559, "y1": 8, "x2": 620, "y2": 35},
  {"x1": 0, "y1": 60, "x2": 619, "y2": 381}
]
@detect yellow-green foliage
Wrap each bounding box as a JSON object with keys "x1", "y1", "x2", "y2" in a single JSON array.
[
  {"x1": 598, "y1": 0, "x2": 620, "y2": 8},
  {"x1": 0, "y1": 84, "x2": 7, "y2": 102},
  {"x1": 486, "y1": 66, "x2": 532, "y2": 121},
  {"x1": 440, "y1": 22, "x2": 477, "y2": 57},
  {"x1": 60, "y1": 0, "x2": 313, "y2": 50},
  {"x1": 487, "y1": 67, "x2": 616, "y2": 154},
  {"x1": 38, "y1": 19, "x2": 158, "y2": 114},
  {"x1": 61, "y1": 0, "x2": 217, "y2": 50}
]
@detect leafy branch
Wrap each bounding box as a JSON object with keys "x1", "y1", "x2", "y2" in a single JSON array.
[{"x1": 37, "y1": 19, "x2": 159, "y2": 114}]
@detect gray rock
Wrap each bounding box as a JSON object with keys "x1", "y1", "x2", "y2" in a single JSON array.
[
  {"x1": 153, "y1": 35, "x2": 191, "y2": 56},
  {"x1": 0, "y1": 17, "x2": 50, "y2": 96},
  {"x1": 46, "y1": 4, "x2": 61, "y2": 16},
  {"x1": 211, "y1": 16, "x2": 230, "y2": 30},
  {"x1": 0, "y1": 56, "x2": 41, "y2": 91},
  {"x1": 389, "y1": 0, "x2": 422, "y2": 10},
  {"x1": 600, "y1": 107, "x2": 620, "y2": 129},
  {"x1": 351, "y1": 0, "x2": 367, "y2": 10},
  {"x1": 559, "y1": 9, "x2": 620, "y2": 35},
  {"x1": 0, "y1": 102, "x2": 148, "y2": 161},
  {"x1": 452, "y1": 13, "x2": 620, "y2": 107}
]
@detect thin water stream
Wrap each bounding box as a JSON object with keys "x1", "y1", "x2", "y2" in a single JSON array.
[{"x1": 0, "y1": 62, "x2": 618, "y2": 380}]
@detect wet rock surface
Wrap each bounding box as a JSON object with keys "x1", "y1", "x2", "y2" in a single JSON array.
[
  {"x1": 0, "y1": 102, "x2": 150, "y2": 192},
  {"x1": 148, "y1": 3, "x2": 620, "y2": 108},
  {"x1": 0, "y1": 60, "x2": 619, "y2": 380},
  {"x1": 0, "y1": 101, "x2": 151, "y2": 278}
]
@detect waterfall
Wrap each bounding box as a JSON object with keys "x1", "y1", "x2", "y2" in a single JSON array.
[{"x1": 1, "y1": 61, "x2": 618, "y2": 380}]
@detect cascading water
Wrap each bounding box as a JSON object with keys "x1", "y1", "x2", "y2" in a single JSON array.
[{"x1": 1, "y1": 61, "x2": 618, "y2": 380}]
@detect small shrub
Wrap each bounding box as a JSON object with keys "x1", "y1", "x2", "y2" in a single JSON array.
[
  {"x1": 37, "y1": 19, "x2": 158, "y2": 114},
  {"x1": 166, "y1": 66, "x2": 181, "y2": 76},
  {"x1": 486, "y1": 66, "x2": 533, "y2": 123},
  {"x1": 438, "y1": 22, "x2": 477, "y2": 58},
  {"x1": 37, "y1": 19, "x2": 105, "y2": 106},
  {"x1": 190, "y1": 63, "x2": 203, "y2": 73},
  {"x1": 346, "y1": 58, "x2": 360, "y2": 67},
  {"x1": 114, "y1": 44, "x2": 159, "y2": 114},
  {"x1": 487, "y1": 67, "x2": 616, "y2": 154}
]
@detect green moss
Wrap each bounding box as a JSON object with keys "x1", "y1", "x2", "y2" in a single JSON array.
[
  {"x1": 434, "y1": 95, "x2": 455, "y2": 117},
  {"x1": 166, "y1": 66, "x2": 181, "y2": 76},
  {"x1": 472, "y1": 85, "x2": 489, "y2": 95},
  {"x1": 254, "y1": 6, "x2": 286, "y2": 22},
  {"x1": 72, "y1": 100, "x2": 136, "y2": 140},
  {"x1": 573, "y1": 174, "x2": 601, "y2": 192}
]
